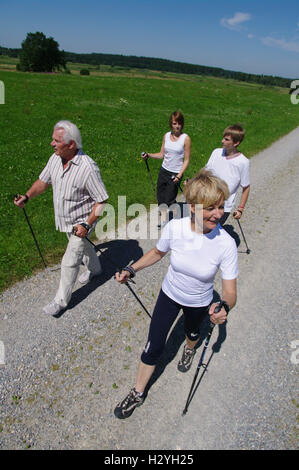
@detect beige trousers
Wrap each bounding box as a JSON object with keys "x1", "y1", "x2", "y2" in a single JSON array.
[{"x1": 54, "y1": 232, "x2": 101, "y2": 307}]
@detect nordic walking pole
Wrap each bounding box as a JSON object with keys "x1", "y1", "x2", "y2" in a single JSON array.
[
  {"x1": 80, "y1": 232, "x2": 152, "y2": 319},
  {"x1": 171, "y1": 175, "x2": 183, "y2": 193},
  {"x1": 23, "y1": 207, "x2": 47, "y2": 268},
  {"x1": 142, "y1": 153, "x2": 156, "y2": 197},
  {"x1": 235, "y1": 218, "x2": 251, "y2": 254},
  {"x1": 121, "y1": 280, "x2": 152, "y2": 319},
  {"x1": 14, "y1": 194, "x2": 47, "y2": 268},
  {"x1": 182, "y1": 301, "x2": 224, "y2": 416}
]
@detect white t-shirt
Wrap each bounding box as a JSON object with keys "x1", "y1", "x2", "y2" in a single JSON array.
[
  {"x1": 162, "y1": 131, "x2": 188, "y2": 173},
  {"x1": 206, "y1": 148, "x2": 250, "y2": 212},
  {"x1": 156, "y1": 217, "x2": 238, "y2": 307}
]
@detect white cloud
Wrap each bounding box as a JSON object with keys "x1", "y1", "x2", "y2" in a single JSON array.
[
  {"x1": 262, "y1": 36, "x2": 299, "y2": 53},
  {"x1": 220, "y1": 12, "x2": 252, "y2": 31}
]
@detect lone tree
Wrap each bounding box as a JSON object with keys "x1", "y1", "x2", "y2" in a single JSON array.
[{"x1": 18, "y1": 32, "x2": 66, "y2": 72}]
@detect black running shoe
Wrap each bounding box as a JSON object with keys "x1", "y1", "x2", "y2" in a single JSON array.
[
  {"x1": 177, "y1": 345, "x2": 196, "y2": 372},
  {"x1": 114, "y1": 388, "x2": 144, "y2": 419}
]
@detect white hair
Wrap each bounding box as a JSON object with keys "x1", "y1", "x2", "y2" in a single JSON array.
[{"x1": 54, "y1": 120, "x2": 82, "y2": 149}]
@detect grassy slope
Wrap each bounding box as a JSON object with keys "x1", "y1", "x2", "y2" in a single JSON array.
[{"x1": 0, "y1": 68, "x2": 298, "y2": 292}]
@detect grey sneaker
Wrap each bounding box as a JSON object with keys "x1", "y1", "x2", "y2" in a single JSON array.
[
  {"x1": 177, "y1": 345, "x2": 196, "y2": 372},
  {"x1": 43, "y1": 301, "x2": 64, "y2": 316},
  {"x1": 114, "y1": 388, "x2": 144, "y2": 419},
  {"x1": 78, "y1": 268, "x2": 102, "y2": 284}
]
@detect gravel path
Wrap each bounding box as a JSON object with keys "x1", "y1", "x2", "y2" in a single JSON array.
[{"x1": 0, "y1": 128, "x2": 298, "y2": 450}]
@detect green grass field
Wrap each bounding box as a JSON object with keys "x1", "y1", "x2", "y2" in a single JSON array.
[{"x1": 0, "y1": 66, "x2": 298, "y2": 292}]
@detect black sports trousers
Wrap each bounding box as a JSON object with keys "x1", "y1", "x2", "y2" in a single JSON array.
[
  {"x1": 156, "y1": 166, "x2": 179, "y2": 206},
  {"x1": 141, "y1": 289, "x2": 210, "y2": 366}
]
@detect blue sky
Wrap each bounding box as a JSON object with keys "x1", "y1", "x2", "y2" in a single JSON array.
[{"x1": 0, "y1": 0, "x2": 298, "y2": 78}]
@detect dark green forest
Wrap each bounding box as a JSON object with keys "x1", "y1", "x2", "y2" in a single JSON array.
[{"x1": 0, "y1": 45, "x2": 292, "y2": 87}]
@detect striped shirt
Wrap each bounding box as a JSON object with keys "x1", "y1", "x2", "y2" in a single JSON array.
[{"x1": 39, "y1": 150, "x2": 108, "y2": 232}]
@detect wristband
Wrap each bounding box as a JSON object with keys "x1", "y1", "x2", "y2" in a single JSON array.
[
  {"x1": 123, "y1": 265, "x2": 136, "y2": 278},
  {"x1": 222, "y1": 301, "x2": 230, "y2": 314},
  {"x1": 24, "y1": 194, "x2": 29, "y2": 204},
  {"x1": 79, "y1": 223, "x2": 91, "y2": 232}
]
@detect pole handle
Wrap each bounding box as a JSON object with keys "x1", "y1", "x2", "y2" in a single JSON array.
[
  {"x1": 210, "y1": 300, "x2": 223, "y2": 324},
  {"x1": 214, "y1": 301, "x2": 224, "y2": 313}
]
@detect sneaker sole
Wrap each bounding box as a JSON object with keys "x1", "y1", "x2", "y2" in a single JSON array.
[
  {"x1": 114, "y1": 400, "x2": 144, "y2": 419},
  {"x1": 177, "y1": 363, "x2": 192, "y2": 373},
  {"x1": 42, "y1": 307, "x2": 65, "y2": 316}
]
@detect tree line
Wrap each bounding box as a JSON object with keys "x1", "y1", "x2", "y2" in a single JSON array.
[
  {"x1": 0, "y1": 33, "x2": 292, "y2": 88},
  {"x1": 64, "y1": 51, "x2": 291, "y2": 87}
]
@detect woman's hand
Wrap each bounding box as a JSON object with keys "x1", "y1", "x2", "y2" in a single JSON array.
[
  {"x1": 173, "y1": 175, "x2": 182, "y2": 183},
  {"x1": 209, "y1": 302, "x2": 228, "y2": 325},
  {"x1": 115, "y1": 270, "x2": 131, "y2": 284}
]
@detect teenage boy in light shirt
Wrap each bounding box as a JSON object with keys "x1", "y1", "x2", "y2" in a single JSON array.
[{"x1": 205, "y1": 124, "x2": 250, "y2": 225}]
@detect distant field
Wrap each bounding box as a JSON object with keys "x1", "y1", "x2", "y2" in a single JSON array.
[
  {"x1": 0, "y1": 55, "x2": 205, "y2": 78},
  {"x1": 0, "y1": 65, "x2": 298, "y2": 292}
]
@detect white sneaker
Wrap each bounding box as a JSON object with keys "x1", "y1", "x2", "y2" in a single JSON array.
[
  {"x1": 78, "y1": 268, "x2": 102, "y2": 284},
  {"x1": 43, "y1": 301, "x2": 64, "y2": 316}
]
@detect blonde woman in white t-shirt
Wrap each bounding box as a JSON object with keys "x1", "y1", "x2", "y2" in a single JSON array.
[
  {"x1": 142, "y1": 111, "x2": 191, "y2": 228},
  {"x1": 113, "y1": 169, "x2": 238, "y2": 419}
]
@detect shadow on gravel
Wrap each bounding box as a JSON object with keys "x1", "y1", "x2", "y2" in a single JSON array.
[
  {"x1": 222, "y1": 223, "x2": 240, "y2": 247},
  {"x1": 144, "y1": 290, "x2": 230, "y2": 403},
  {"x1": 56, "y1": 239, "x2": 144, "y2": 316}
]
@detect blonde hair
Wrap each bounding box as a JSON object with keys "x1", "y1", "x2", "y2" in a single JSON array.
[{"x1": 184, "y1": 168, "x2": 229, "y2": 207}]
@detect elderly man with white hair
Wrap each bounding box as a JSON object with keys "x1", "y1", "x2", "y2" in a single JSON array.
[{"x1": 14, "y1": 120, "x2": 108, "y2": 316}]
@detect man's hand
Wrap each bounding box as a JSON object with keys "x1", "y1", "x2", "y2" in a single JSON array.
[
  {"x1": 233, "y1": 209, "x2": 242, "y2": 220},
  {"x1": 14, "y1": 194, "x2": 28, "y2": 208},
  {"x1": 73, "y1": 224, "x2": 88, "y2": 238}
]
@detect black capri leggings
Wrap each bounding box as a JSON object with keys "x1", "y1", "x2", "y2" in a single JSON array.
[
  {"x1": 157, "y1": 166, "x2": 179, "y2": 206},
  {"x1": 141, "y1": 289, "x2": 210, "y2": 366}
]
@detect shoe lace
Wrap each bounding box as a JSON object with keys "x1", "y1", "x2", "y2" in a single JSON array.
[
  {"x1": 123, "y1": 388, "x2": 138, "y2": 406},
  {"x1": 183, "y1": 347, "x2": 194, "y2": 361}
]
